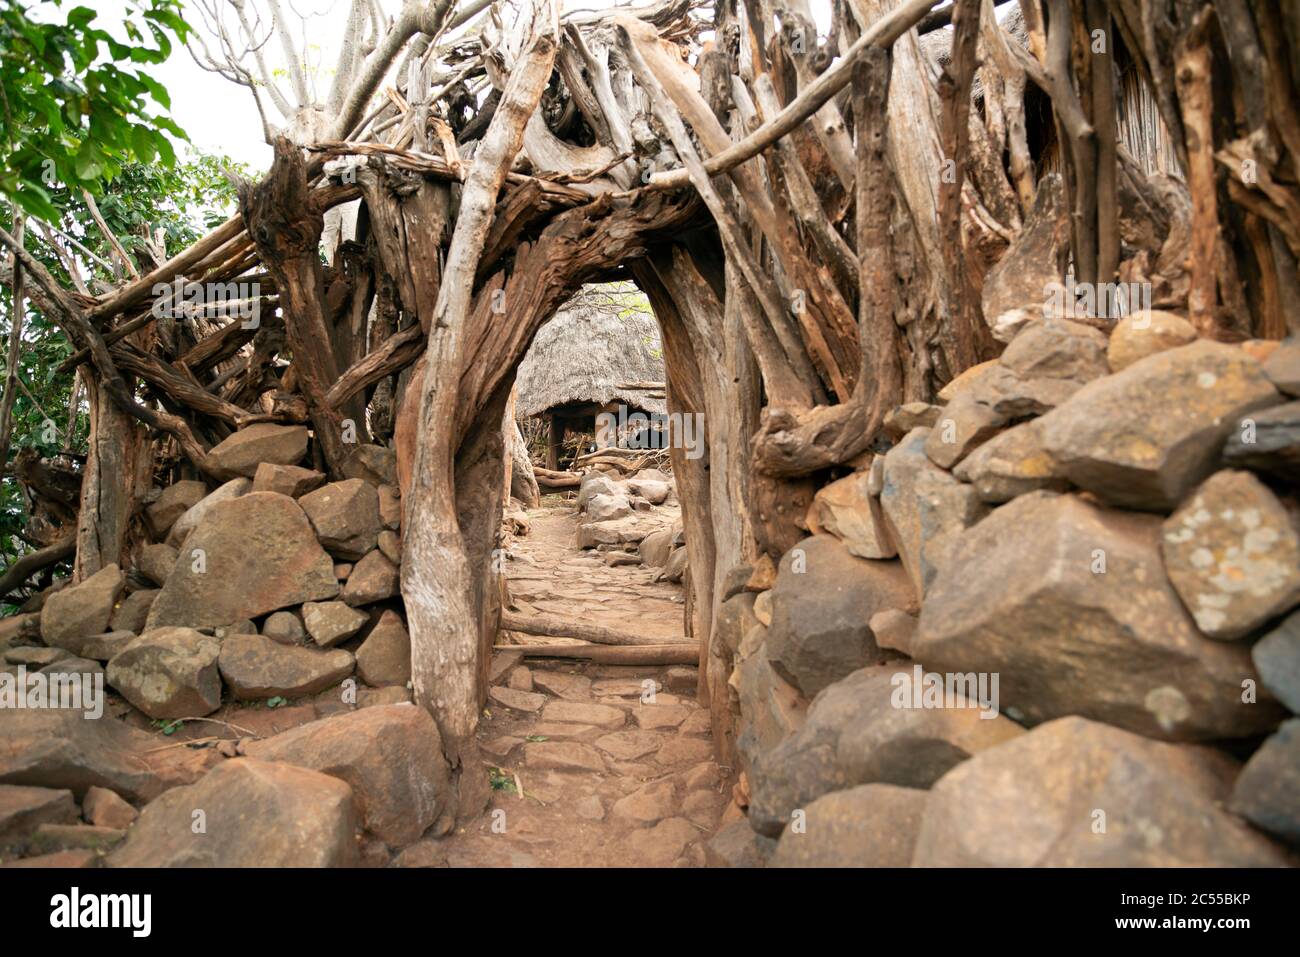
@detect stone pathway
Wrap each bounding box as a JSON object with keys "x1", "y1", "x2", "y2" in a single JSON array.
[{"x1": 401, "y1": 503, "x2": 729, "y2": 867}]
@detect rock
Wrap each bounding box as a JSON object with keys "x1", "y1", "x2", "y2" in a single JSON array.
[
  {"x1": 625, "y1": 816, "x2": 696, "y2": 867},
  {"x1": 765, "y1": 535, "x2": 916, "y2": 697},
  {"x1": 631, "y1": 704, "x2": 688, "y2": 730},
  {"x1": 299, "y1": 478, "x2": 382, "y2": 560},
  {"x1": 507, "y1": 666, "x2": 533, "y2": 691},
  {"x1": 703, "y1": 820, "x2": 776, "y2": 867},
  {"x1": 251, "y1": 462, "x2": 325, "y2": 497},
  {"x1": 915, "y1": 491, "x2": 1280, "y2": 740},
  {"x1": 165, "y1": 477, "x2": 251, "y2": 547},
  {"x1": 302, "y1": 601, "x2": 368, "y2": 648},
  {"x1": 943, "y1": 362, "x2": 1084, "y2": 418},
  {"x1": 1039, "y1": 340, "x2": 1281, "y2": 510},
  {"x1": 612, "y1": 778, "x2": 677, "y2": 825},
  {"x1": 883, "y1": 402, "x2": 942, "y2": 440},
  {"x1": 638, "y1": 529, "x2": 674, "y2": 567},
  {"x1": 4, "y1": 646, "x2": 67, "y2": 667},
  {"x1": 748, "y1": 665, "x2": 1023, "y2": 837},
  {"x1": 1253, "y1": 610, "x2": 1300, "y2": 713},
  {"x1": 377, "y1": 530, "x2": 401, "y2": 565},
  {"x1": 1106, "y1": 310, "x2": 1198, "y2": 372},
  {"x1": 1, "y1": 849, "x2": 97, "y2": 868},
  {"x1": 586, "y1": 492, "x2": 632, "y2": 522},
  {"x1": 107, "y1": 588, "x2": 156, "y2": 634},
  {"x1": 714, "y1": 593, "x2": 757, "y2": 656},
  {"x1": 81, "y1": 786, "x2": 137, "y2": 829},
  {"x1": 262, "y1": 610, "x2": 306, "y2": 645},
  {"x1": 345, "y1": 444, "x2": 398, "y2": 486},
  {"x1": 660, "y1": 546, "x2": 688, "y2": 584},
  {"x1": 26, "y1": 823, "x2": 125, "y2": 854},
  {"x1": 73, "y1": 631, "x2": 136, "y2": 663},
  {"x1": 531, "y1": 671, "x2": 592, "y2": 700},
  {"x1": 869, "y1": 609, "x2": 917, "y2": 656},
  {"x1": 40, "y1": 564, "x2": 124, "y2": 648},
  {"x1": 1161, "y1": 470, "x2": 1300, "y2": 639},
  {"x1": 137, "y1": 543, "x2": 178, "y2": 587},
  {"x1": 1222, "y1": 399, "x2": 1300, "y2": 479},
  {"x1": 806, "y1": 472, "x2": 896, "y2": 559},
  {"x1": 1261, "y1": 339, "x2": 1300, "y2": 396},
  {"x1": 217, "y1": 633, "x2": 354, "y2": 700},
  {"x1": 1000, "y1": 318, "x2": 1110, "y2": 383},
  {"x1": 0, "y1": 785, "x2": 78, "y2": 852},
  {"x1": 107, "y1": 758, "x2": 358, "y2": 867},
  {"x1": 0, "y1": 708, "x2": 176, "y2": 801},
  {"x1": 146, "y1": 492, "x2": 339, "y2": 629},
  {"x1": 596, "y1": 730, "x2": 662, "y2": 761},
  {"x1": 770, "y1": 784, "x2": 925, "y2": 867},
  {"x1": 664, "y1": 666, "x2": 697, "y2": 694},
  {"x1": 577, "y1": 472, "x2": 618, "y2": 509},
  {"x1": 913, "y1": 717, "x2": 1290, "y2": 866},
  {"x1": 106, "y1": 627, "x2": 222, "y2": 719},
  {"x1": 952, "y1": 418, "x2": 1068, "y2": 503},
  {"x1": 1229, "y1": 719, "x2": 1300, "y2": 847},
  {"x1": 733, "y1": 625, "x2": 807, "y2": 775},
  {"x1": 340, "y1": 549, "x2": 400, "y2": 606},
  {"x1": 244, "y1": 704, "x2": 448, "y2": 845},
  {"x1": 355, "y1": 611, "x2": 410, "y2": 687},
  {"x1": 627, "y1": 477, "x2": 670, "y2": 504},
  {"x1": 206, "y1": 423, "x2": 309, "y2": 478},
  {"x1": 655, "y1": 737, "x2": 713, "y2": 767},
  {"x1": 145, "y1": 480, "x2": 207, "y2": 539},
  {"x1": 924, "y1": 394, "x2": 1007, "y2": 469},
  {"x1": 377, "y1": 485, "x2": 401, "y2": 530},
  {"x1": 880, "y1": 429, "x2": 988, "y2": 596},
  {"x1": 525, "y1": 741, "x2": 606, "y2": 773},
  {"x1": 488, "y1": 686, "x2": 546, "y2": 713},
  {"x1": 37, "y1": 655, "x2": 103, "y2": 681},
  {"x1": 574, "y1": 795, "x2": 604, "y2": 821},
  {"x1": 543, "y1": 700, "x2": 625, "y2": 730}
]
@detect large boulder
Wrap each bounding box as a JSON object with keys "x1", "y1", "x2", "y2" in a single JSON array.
[
  {"x1": 769, "y1": 784, "x2": 926, "y2": 867},
  {"x1": 106, "y1": 627, "x2": 222, "y2": 719},
  {"x1": 146, "y1": 492, "x2": 339, "y2": 630},
  {"x1": 144, "y1": 480, "x2": 207, "y2": 539},
  {"x1": 165, "y1": 477, "x2": 251, "y2": 547},
  {"x1": 748, "y1": 665, "x2": 1023, "y2": 837},
  {"x1": 206, "y1": 423, "x2": 309, "y2": 478},
  {"x1": 107, "y1": 758, "x2": 358, "y2": 867},
  {"x1": 299, "y1": 479, "x2": 382, "y2": 560},
  {"x1": 733, "y1": 623, "x2": 808, "y2": 777},
  {"x1": 764, "y1": 536, "x2": 915, "y2": 697},
  {"x1": 1253, "y1": 609, "x2": 1300, "y2": 713},
  {"x1": 1161, "y1": 470, "x2": 1300, "y2": 639},
  {"x1": 1038, "y1": 340, "x2": 1281, "y2": 510},
  {"x1": 879, "y1": 429, "x2": 988, "y2": 597},
  {"x1": 218, "y1": 633, "x2": 354, "y2": 700},
  {"x1": 805, "y1": 471, "x2": 896, "y2": 559},
  {"x1": 586, "y1": 492, "x2": 632, "y2": 522},
  {"x1": 108, "y1": 589, "x2": 156, "y2": 634},
  {"x1": 915, "y1": 492, "x2": 1281, "y2": 741},
  {"x1": 40, "y1": 564, "x2": 124, "y2": 648},
  {"x1": 0, "y1": 709, "x2": 178, "y2": 802},
  {"x1": 577, "y1": 472, "x2": 619, "y2": 509},
  {"x1": 252, "y1": 462, "x2": 325, "y2": 498},
  {"x1": 137, "y1": 543, "x2": 178, "y2": 587},
  {"x1": 912, "y1": 717, "x2": 1290, "y2": 866},
  {"x1": 245, "y1": 704, "x2": 448, "y2": 846},
  {"x1": 1229, "y1": 719, "x2": 1300, "y2": 847}
]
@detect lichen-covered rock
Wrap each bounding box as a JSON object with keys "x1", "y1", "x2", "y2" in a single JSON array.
[
  {"x1": 1161, "y1": 470, "x2": 1300, "y2": 639},
  {"x1": 106, "y1": 627, "x2": 222, "y2": 719},
  {"x1": 146, "y1": 492, "x2": 339, "y2": 630},
  {"x1": 913, "y1": 717, "x2": 1291, "y2": 866},
  {"x1": 952, "y1": 418, "x2": 1068, "y2": 504},
  {"x1": 915, "y1": 491, "x2": 1281, "y2": 741},
  {"x1": 1039, "y1": 340, "x2": 1281, "y2": 510}
]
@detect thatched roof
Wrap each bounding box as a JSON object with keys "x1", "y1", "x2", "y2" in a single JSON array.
[{"x1": 515, "y1": 287, "x2": 667, "y2": 419}]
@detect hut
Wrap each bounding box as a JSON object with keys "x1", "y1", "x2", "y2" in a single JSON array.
[{"x1": 515, "y1": 285, "x2": 666, "y2": 470}]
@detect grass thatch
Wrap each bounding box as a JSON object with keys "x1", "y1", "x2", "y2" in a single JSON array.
[{"x1": 515, "y1": 283, "x2": 667, "y2": 419}]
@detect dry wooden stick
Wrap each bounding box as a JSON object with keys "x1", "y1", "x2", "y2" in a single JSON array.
[
  {"x1": 500, "y1": 611, "x2": 689, "y2": 646},
  {"x1": 495, "y1": 642, "x2": 701, "y2": 665}
]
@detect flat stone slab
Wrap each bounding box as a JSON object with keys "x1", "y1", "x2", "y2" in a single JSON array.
[
  {"x1": 631, "y1": 704, "x2": 690, "y2": 730},
  {"x1": 531, "y1": 672, "x2": 593, "y2": 700},
  {"x1": 541, "y1": 701, "x2": 626, "y2": 730},
  {"x1": 656, "y1": 737, "x2": 714, "y2": 767},
  {"x1": 524, "y1": 742, "x2": 606, "y2": 773},
  {"x1": 488, "y1": 687, "x2": 546, "y2": 713},
  {"x1": 595, "y1": 730, "x2": 663, "y2": 761}
]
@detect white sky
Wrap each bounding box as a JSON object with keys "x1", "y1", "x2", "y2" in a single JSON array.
[{"x1": 87, "y1": 0, "x2": 844, "y2": 174}]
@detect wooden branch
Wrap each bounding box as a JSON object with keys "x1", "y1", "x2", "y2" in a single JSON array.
[
  {"x1": 81, "y1": 190, "x2": 139, "y2": 279},
  {"x1": 646, "y1": 0, "x2": 941, "y2": 190},
  {"x1": 0, "y1": 535, "x2": 75, "y2": 597},
  {"x1": 494, "y1": 642, "x2": 701, "y2": 665},
  {"x1": 0, "y1": 214, "x2": 26, "y2": 470},
  {"x1": 500, "y1": 611, "x2": 688, "y2": 646},
  {"x1": 325, "y1": 323, "x2": 425, "y2": 409},
  {"x1": 1175, "y1": 6, "x2": 1221, "y2": 336}
]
